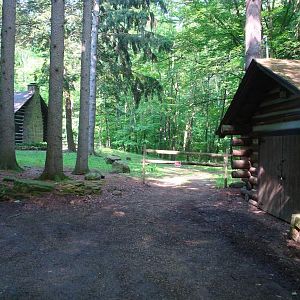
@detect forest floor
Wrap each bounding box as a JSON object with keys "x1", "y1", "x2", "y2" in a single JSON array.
[{"x1": 0, "y1": 166, "x2": 300, "y2": 299}]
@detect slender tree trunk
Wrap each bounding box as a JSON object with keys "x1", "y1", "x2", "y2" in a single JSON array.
[
  {"x1": 74, "y1": 0, "x2": 93, "y2": 174},
  {"x1": 0, "y1": 1, "x2": 19, "y2": 170},
  {"x1": 245, "y1": 0, "x2": 262, "y2": 69},
  {"x1": 41, "y1": 0, "x2": 65, "y2": 180},
  {"x1": 88, "y1": 0, "x2": 100, "y2": 155},
  {"x1": 183, "y1": 111, "x2": 195, "y2": 152},
  {"x1": 105, "y1": 114, "x2": 111, "y2": 148},
  {"x1": 216, "y1": 88, "x2": 227, "y2": 152},
  {"x1": 64, "y1": 82, "x2": 76, "y2": 152}
]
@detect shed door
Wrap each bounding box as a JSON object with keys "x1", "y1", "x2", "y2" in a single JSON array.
[
  {"x1": 258, "y1": 136, "x2": 284, "y2": 219},
  {"x1": 281, "y1": 135, "x2": 300, "y2": 221},
  {"x1": 258, "y1": 135, "x2": 300, "y2": 222}
]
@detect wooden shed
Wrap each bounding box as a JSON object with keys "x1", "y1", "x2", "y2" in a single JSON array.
[
  {"x1": 217, "y1": 58, "x2": 300, "y2": 222},
  {"x1": 14, "y1": 83, "x2": 48, "y2": 144}
]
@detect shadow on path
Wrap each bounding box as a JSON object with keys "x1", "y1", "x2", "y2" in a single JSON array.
[{"x1": 0, "y1": 171, "x2": 299, "y2": 299}]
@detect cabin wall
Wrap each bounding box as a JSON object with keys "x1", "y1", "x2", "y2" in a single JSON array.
[
  {"x1": 252, "y1": 88, "x2": 300, "y2": 134},
  {"x1": 15, "y1": 106, "x2": 26, "y2": 144},
  {"x1": 22, "y1": 94, "x2": 44, "y2": 144}
]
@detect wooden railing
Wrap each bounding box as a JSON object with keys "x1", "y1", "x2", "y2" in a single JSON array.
[{"x1": 142, "y1": 147, "x2": 230, "y2": 187}]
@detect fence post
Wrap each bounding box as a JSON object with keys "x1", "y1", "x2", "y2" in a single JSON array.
[
  {"x1": 142, "y1": 145, "x2": 146, "y2": 184},
  {"x1": 223, "y1": 151, "x2": 229, "y2": 188}
]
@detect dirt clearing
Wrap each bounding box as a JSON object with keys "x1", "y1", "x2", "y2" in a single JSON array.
[{"x1": 0, "y1": 168, "x2": 299, "y2": 299}]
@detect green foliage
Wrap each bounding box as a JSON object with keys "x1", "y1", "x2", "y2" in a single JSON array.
[{"x1": 13, "y1": 0, "x2": 300, "y2": 158}]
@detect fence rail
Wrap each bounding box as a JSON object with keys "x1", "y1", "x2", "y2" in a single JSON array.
[{"x1": 142, "y1": 147, "x2": 230, "y2": 187}]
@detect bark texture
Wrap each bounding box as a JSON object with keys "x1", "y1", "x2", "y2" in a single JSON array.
[
  {"x1": 64, "y1": 81, "x2": 76, "y2": 152},
  {"x1": 88, "y1": 0, "x2": 100, "y2": 155},
  {"x1": 74, "y1": 0, "x2": 93, "y2": 174},
  {"x1": 245, "y1": 0, "x2": 262, "y2": 69},
  {"x1": 41, "y1": 0, "x2": 65, "y2": 180},
  {"x1": 0, "y1": 0, "x2": 19, "y2": 170}
]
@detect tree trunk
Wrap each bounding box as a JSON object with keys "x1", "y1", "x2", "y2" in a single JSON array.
[
  {"x1": 41, "y1": 0, "x2": 65, "y2": 180},
  {"x1": 64, "y1": 81, "x2": 76, "y2": 152},
  {"x1": 105, "y1": 114, "x2": 111, "y2": 148},
  {"x1": 245, "y1": 0, "x2": 262, "y2": 69},
  {"x1": 88, "y1": 0, "x2": 100, "y2": 155},
  {"x1": 183, "y1": 111, "x2": 195, "y2": 152},
  {"x1": 74, "y1": 0, "x2": 93, "y2": 174},
  {"x1": 0, "y1": 1, "x2": 19, "y2": 170}
]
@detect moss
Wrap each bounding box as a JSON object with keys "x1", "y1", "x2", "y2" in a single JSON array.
[
  {"x1": 84, "y1": 171, "x2": 105, "y2": 180},
  {"x1": 13, "y1": 179, "x2": 55, "y2": 193},
  {"x1": 56, "y1": 180, "x2": 102, "y2": 196}
]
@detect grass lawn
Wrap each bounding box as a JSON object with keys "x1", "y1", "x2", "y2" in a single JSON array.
[{"x1": 16, "y1": 148, "x2": 233, "y2": 187}]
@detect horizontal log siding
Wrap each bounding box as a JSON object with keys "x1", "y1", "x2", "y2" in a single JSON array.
[{"x1": 253, "y1": 94, "x2": 300, "y2": 134}]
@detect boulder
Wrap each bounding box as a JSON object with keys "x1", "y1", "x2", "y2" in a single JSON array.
[
  {"x1": 105, "y1": 155, "x2": 122, "y2": 164},
  {"x1": 3, "y1": 177, "x2": 16, "y2": 182},
  {"x1": 57, "y1": 180, "x2": 102, "y2": 196},
  {"x1": 112, "y1": 190, "x2": 122, "y2": 196},
  {"x1": 112, "y1": 161, "x2": 130, "y2": 173},
  {"x1": 126, "y1": 156, "x2": 132, "y2": 161},
  {"x1": 13, "y1": 179, "x2": 55, "y2": 193},
  {"x1": 84, "y1": 171, "x2": 105, "y2": 181},
  {"x1": 229, "y1": 181, "x2": 245, "y2": 188},
  {"x1": 291, "y1": 214, "x2": 300, "y2": 243}
]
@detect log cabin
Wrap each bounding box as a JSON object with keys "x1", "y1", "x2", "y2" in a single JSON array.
[
  {"x1": 217, "y1": 58, "x2": 300, "y2": 223},
  {"x1": 14, "y1": 83, "x2": 48, "y2": 144}
]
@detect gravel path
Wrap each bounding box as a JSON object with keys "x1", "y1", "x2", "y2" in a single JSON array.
[{"x1": 0, "y1": 171, "x2": 299, "y2": 299}]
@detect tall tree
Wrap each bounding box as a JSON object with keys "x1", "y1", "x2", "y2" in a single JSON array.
[
  {"x1": 74, "y1": 0, "x2": 93, "y2": 174},
  {"x1": 245, "y1": 0, "x2": 262, "y2": 69},
  {"x1": 0, "y1": 0, "x2": 19, "y2": 170},
  {"x1": 88, "y1": 0, "x2": 100, "y2": 155},
  {"x1": 41, "y1": 0, "x2": 65, "y2": 180},
  {"x1": 64, "y1": 76, "x2": 76, "y2": 152}
]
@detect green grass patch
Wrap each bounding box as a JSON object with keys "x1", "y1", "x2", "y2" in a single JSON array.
[{"x1": 16, "y1": 148, "x2": 233, "y2": 187}]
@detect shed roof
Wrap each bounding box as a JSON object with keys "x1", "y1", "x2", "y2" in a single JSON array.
[
  {"x1": 14, "y1": 91, "x2": 34, "y2": 112},
  {"x1": 256, "y1": 58, "x2": 300, "y2": 92},
  {"x1": 217, "y1": 59, "x2": 300, "y2": 136}
]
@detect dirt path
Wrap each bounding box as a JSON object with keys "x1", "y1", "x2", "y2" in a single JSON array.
[{"x1": 0, "y1": 169, "x2": 300, "y2": 299}]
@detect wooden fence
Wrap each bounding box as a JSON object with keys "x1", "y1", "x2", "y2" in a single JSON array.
[{"x1": 142, "y1": 148, "x2": 230, "y2": 187}]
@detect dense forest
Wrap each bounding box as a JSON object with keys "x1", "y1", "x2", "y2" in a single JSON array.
[{"x1": 0, "y1": 0, "x2": 299, "y2": 175}]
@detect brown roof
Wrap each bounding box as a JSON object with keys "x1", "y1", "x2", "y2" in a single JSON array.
[
  {"x1": 256, "y1": 58, "x2": 300, "y2": 92},
  {"x1": 216, "y1": 58, "x2": 300, "y2": 136}
]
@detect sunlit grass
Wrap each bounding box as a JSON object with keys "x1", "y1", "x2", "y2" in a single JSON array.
[{"x1": 16, "y1": 148, "x2": 233, "y2": 187}]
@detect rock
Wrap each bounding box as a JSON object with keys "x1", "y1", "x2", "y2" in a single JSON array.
[
  {"x1": 0, "y1": 182, "x2": 31, "y2": 201},
  {"x1": 291, "y1": 214, "x2": 300, "y2": 243},
  {"x1": 105, "y1": 155, "x2": 121, "y2": 164},
  {"x1": 0, "y1": 183, "x2": 11, "y2": 200},
  {"x1": 84, "y1": 171, "x2": 105, "y2": 181},
  {"x1": 229, "y1": 181, "x2": 245, "y2": 188},
  {"x1": 126, "y1": 156, "x2": 132, "y2": 161},
  {"x1": 3, "y1": 177, "x2": 16, "y2": 182},
  {"x1": 13, "y1": 179, "x2": 55, "y2": 193},
  {"x1": 112, "y1": 161, "x2": 130, "y2": 173},
  {"x1": 57, "y1": 180, "x2": 102, "y2": 196},
  {"x1": 112, "y1": 190, "x2": 122, "y2": 196}
]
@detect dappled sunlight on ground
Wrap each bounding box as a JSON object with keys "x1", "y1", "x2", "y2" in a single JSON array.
[{"x1": 148, "y1": 166, "x2": 217, "y2": 188}]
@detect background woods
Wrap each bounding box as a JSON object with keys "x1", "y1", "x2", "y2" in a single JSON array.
[{"x1": 0, "y1": 0, "x2": 300, "y2": 168}]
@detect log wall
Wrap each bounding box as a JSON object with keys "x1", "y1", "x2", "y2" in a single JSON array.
[
  {"x1": 231, "y1": 136, "x2": 258, "y2": 202},
  {"x1": 253, "y1": 90, "x2": 300, "y2": 134}
]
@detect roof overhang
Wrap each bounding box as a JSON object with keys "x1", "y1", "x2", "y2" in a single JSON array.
[{"x1": 217, "y1": 59, "x2": 300, "y2": 137}]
